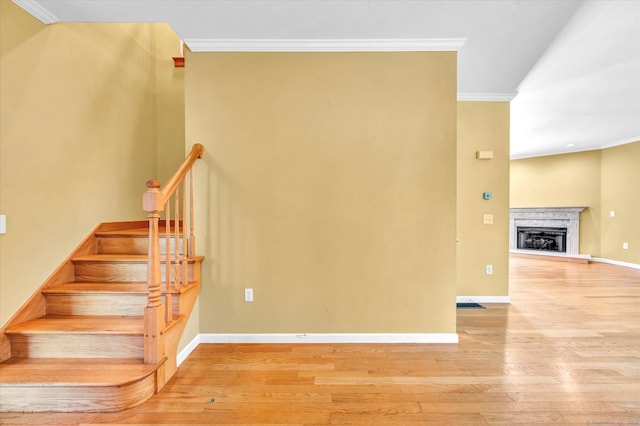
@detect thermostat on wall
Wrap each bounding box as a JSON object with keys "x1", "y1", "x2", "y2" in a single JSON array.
[{"x1": 483, "y1": 192, "x2": 492, "y2": 200}]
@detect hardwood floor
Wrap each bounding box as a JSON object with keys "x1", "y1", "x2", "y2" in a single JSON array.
[{"x1": 2, "y1": 256, "x2": 639, "y2": 425}]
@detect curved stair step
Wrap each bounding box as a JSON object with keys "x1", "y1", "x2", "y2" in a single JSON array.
[{"x1": 0, "y1": 357, "x2": 163, "y2": 412}]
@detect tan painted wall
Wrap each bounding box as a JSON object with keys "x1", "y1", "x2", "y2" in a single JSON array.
[
  {"x1": 186, "y1": 51, "x2": 458, "y2": 334},
  {"x1": 510, "y1": 150, "x2": 602, "y2": 257},
  {"x1": 0, "y1": 2, "x2": 185, "y2": 326},
  {"x1": 153, "y1": 33, "x2": 186, "y2": 184},
  {"x1": 457, "y1": 102, "x2": 510, "y2": 297},
  {"x1": 600, "y1": 141, "x2": 640, "y2": 263}
]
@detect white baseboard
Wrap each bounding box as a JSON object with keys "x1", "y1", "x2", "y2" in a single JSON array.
[
  {"x1": 591, "y1": 258, "x2": 640, "y2": 270},
  {"x1": 177, "y1": 334, "x2": 201, "y2": 367},
  {"x1": 199, "y1": 333, "x2": 459, "y2": 344},
  {"x1": 457, "y1": 296, "x2": 511, "y2": 304},
  {"x1": 176, "y1": 333, "x2": 458, "y2": 364}
]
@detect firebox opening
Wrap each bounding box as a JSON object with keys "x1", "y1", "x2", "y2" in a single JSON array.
[{"x1": 517, "y1": 227, "x2": 568, "y2": 253}]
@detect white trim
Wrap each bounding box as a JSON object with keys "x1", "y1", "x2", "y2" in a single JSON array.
[
  {"x1": 199, "y1": 333, "x2": 458, "y2": 344},
  {"x1": 510, "y1": 249, "x2": 592, "y2": 261},
  {"x1": 12, "y1": 0, "x2": 59, "y2": 24},
  {"x1": 177, "y1": 334, "x2": 201, "y2": 367},
  {"x1": 175, "y1": 333, "x2": 458, "y2": 364},
  {"x1": 457, "y1": 296, "x2": 511, "y2": 304},
  {"x1": 184, "y1": 38, "x2": 466, "y2": 52},
  {"x1": 457, "y1": 93, "x2": 517, "y2": 102},
  {"x1": 591, "y1": 258, "x2": 640, "y2": 270}
]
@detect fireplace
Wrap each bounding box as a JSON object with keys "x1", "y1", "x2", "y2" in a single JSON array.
[
  {"x1": 517, "y1": 226, "x2": 567, "y2": 253},
  {"x1": 509, "y1": 207, "x2": 586, "y2": 255}
]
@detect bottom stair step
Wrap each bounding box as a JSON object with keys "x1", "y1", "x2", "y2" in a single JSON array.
[{"x1": 0, "y1": 358, "x2": 163, "y2": 412}]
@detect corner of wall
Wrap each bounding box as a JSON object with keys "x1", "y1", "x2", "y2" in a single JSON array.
[{"x1": 457, "y1": 101, "x2": 510, "y2": 298}]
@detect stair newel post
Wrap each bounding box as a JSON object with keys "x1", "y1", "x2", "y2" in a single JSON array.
[{"x1": 142, "y1": 179, "x2": 165, "y2": 365}]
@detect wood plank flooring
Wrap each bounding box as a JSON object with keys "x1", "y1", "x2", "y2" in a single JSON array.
[{"x1": 2, "y1": 256, "x2": 639, "y2": 425}]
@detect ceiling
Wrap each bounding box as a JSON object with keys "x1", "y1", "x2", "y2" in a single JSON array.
[{"x1": 14, "y1": 0, "x2": 640, "y2": 159}]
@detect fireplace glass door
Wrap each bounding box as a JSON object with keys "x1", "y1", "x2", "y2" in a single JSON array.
[{"x1": 517, "y1": 227, "x2": 568, "y2": 253}]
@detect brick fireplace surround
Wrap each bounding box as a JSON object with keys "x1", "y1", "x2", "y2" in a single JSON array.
[{"x1": 509, "y1": 207, "x2": 587, "y2": 255}]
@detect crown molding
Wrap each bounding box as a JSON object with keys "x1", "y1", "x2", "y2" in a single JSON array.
[
  {"x1": 184, "y1": 38, "x2": 466, "y2": 52},
  {"x1": 12, "y1": 0, "x2": 59, "y2": 24},
  {"x1": 457, "y1": 92, "x2": 517, "y2": 102}
]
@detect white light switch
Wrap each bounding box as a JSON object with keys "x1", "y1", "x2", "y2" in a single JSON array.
[
  {"x1": 0, "y1": 215, "x2": 5, "y2": 234},
  {"x1": 244, "y1": 288, "x2": 254, "y2": 302},
  {"x1": 610, "y1": 211, "x2": 615, "y2": 217}
]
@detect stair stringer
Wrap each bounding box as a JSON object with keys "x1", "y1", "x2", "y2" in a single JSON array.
[
  {"x1": 158, "y1": 280, "x2": 201, "y2": 389},
  {"x1": 0, "y1": 222, "x2": 106, "y2": 362}
]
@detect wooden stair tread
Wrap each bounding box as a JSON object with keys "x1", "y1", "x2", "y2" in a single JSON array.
[
  {"x1": 6, "y1": 315, "x2": 143, "y2": 335},
  {"x1": 95, "y1": 225, "x2": 180, "y2": 237},
  {"x1": 44, "y1": 282, "x2": 149, "y2": 294},
  {"x1": 95, "y1": 227, "x2": 148, "y2": 237},
  {"x1": 44, "y1": 281, "x2": 199, "y2": 295},
  {"x1": 73, "y1": 254, "x2": 147, "y2": 262},
  {"x1": 72, "y1": 254, "x2": 203, "y2": 262},
  {"x1": 0, "y1": 358, "x2": 159, "y2": 386}
]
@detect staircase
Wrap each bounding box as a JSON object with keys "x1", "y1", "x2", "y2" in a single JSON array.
[
  {"x1": 0, "y1": 222, "x2": 203, "y2": 412},
  {"x1": 0, "y1": 144, "x2": 205, "y2": 412}
]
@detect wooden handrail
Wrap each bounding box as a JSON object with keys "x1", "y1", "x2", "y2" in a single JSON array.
[
  {"x1": 142, "y1": 143, "x2": 204, "y2": 365},
  {"x1": 143, "y1": 143, "x2": 204, "y2": 212}
]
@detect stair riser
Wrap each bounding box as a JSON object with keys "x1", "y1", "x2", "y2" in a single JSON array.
[
  {"x1": 9, "y1": 335, "x2": 143, "y2": 359},
  {"x1": 97, "y1": 237, "x2": 184, "y2": 255},
  {"x1": 74, "y1": 262, "x2": 196, "y2": 283},
  {"x1": 0, "y1": 374, "x2": 155, "y2": 412},
  {"x1": 45, "y1": 294, "x2": 147, "y2": 316}
]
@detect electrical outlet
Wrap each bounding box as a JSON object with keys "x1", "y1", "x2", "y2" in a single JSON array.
[
  {"x1": 244, "y1": 288, "x2": 254, "y2": 302},
  {"x1": 0, "y1": 215, "x2": 5, "y2": 234},
  {"x1": 485, "y1": 264, "x2": 493, "y2": 275},
  {"x1": 623, "y1": 242, "x2": 629, "y2": 250},
  {"x1": 483, "y1": 214, "x2": 494, "y2": 225}
]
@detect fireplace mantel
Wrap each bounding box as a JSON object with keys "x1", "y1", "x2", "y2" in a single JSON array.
[{"x1": 509, "y1": 207, "x2": 587, "y2": 255}]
